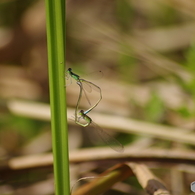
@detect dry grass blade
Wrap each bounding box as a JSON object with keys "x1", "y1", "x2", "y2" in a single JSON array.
[
  {"x1": 128, "y1": 163, "x2": 171, "y2": 195},
  {"x1": 7, "y1": 147, "x2": 195, "y2": 170},
  {"x1": 71, "y1": 163, "x2": 133, "y2": 195},
  {"x1": 72, "y1": 162, "x2": 172, "y2": 195},
  {"x1": 7, "y1": 100, "x2": 195, "y2": 146}
]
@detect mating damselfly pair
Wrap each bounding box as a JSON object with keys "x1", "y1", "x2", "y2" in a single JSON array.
[{"x1": 66, "y1": 68, "x2": 124, "y2": 153}]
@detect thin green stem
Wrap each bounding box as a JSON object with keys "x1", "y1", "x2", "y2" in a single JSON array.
[{"x1": 45, "y1": 0, "x2": 69, "y2": 194}]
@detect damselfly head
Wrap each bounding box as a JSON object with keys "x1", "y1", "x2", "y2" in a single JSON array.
[{"x1": 79, "y1": 110, "x2": 84, "y2": 115}]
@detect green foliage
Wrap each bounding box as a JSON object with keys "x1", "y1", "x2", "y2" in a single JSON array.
[
  {"x1": 147, "y1": 4, "x2": 178, "y2": 27},
  {"x1": 117, "y1": 133, "x2": 136, "y2": 146},
  {"x1": 125, "y1": 176, "x2": 142, "y2": 190},
  {"x1": 179, "y1": 43, "x2": 195, "y2": 116},
  {"x1": 0, "y1": 112, "x2": 49, "y2": 156},
  {"x1": 177, "y1": 107, "x2": 192, "y2": 118},
  {"x1": 116, "y1": 0, "x2": 134, "y2": 31},
  {"x1": 185, "y1": 43, "x2": 195, "y2": 73},
  {"x1": 183, "y1": 43, "x2": 195, "y2": 94},
  {"x1": 145, "y1": 92, "x2": 165, "y2": 122},
  {"x1": 0, "y1": 114, "x2": 42, "y2": 137},
  {"x1": 0, "y1": 0, "x2": 36, "y2": 26},
  {"x1": 118, "y1": 44, "x2": 137, "y2": 83}
]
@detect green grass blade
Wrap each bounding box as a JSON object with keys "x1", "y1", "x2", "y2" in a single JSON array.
[{"x1": 45, "y1": 0, "x2": 69, "y2": 194}]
